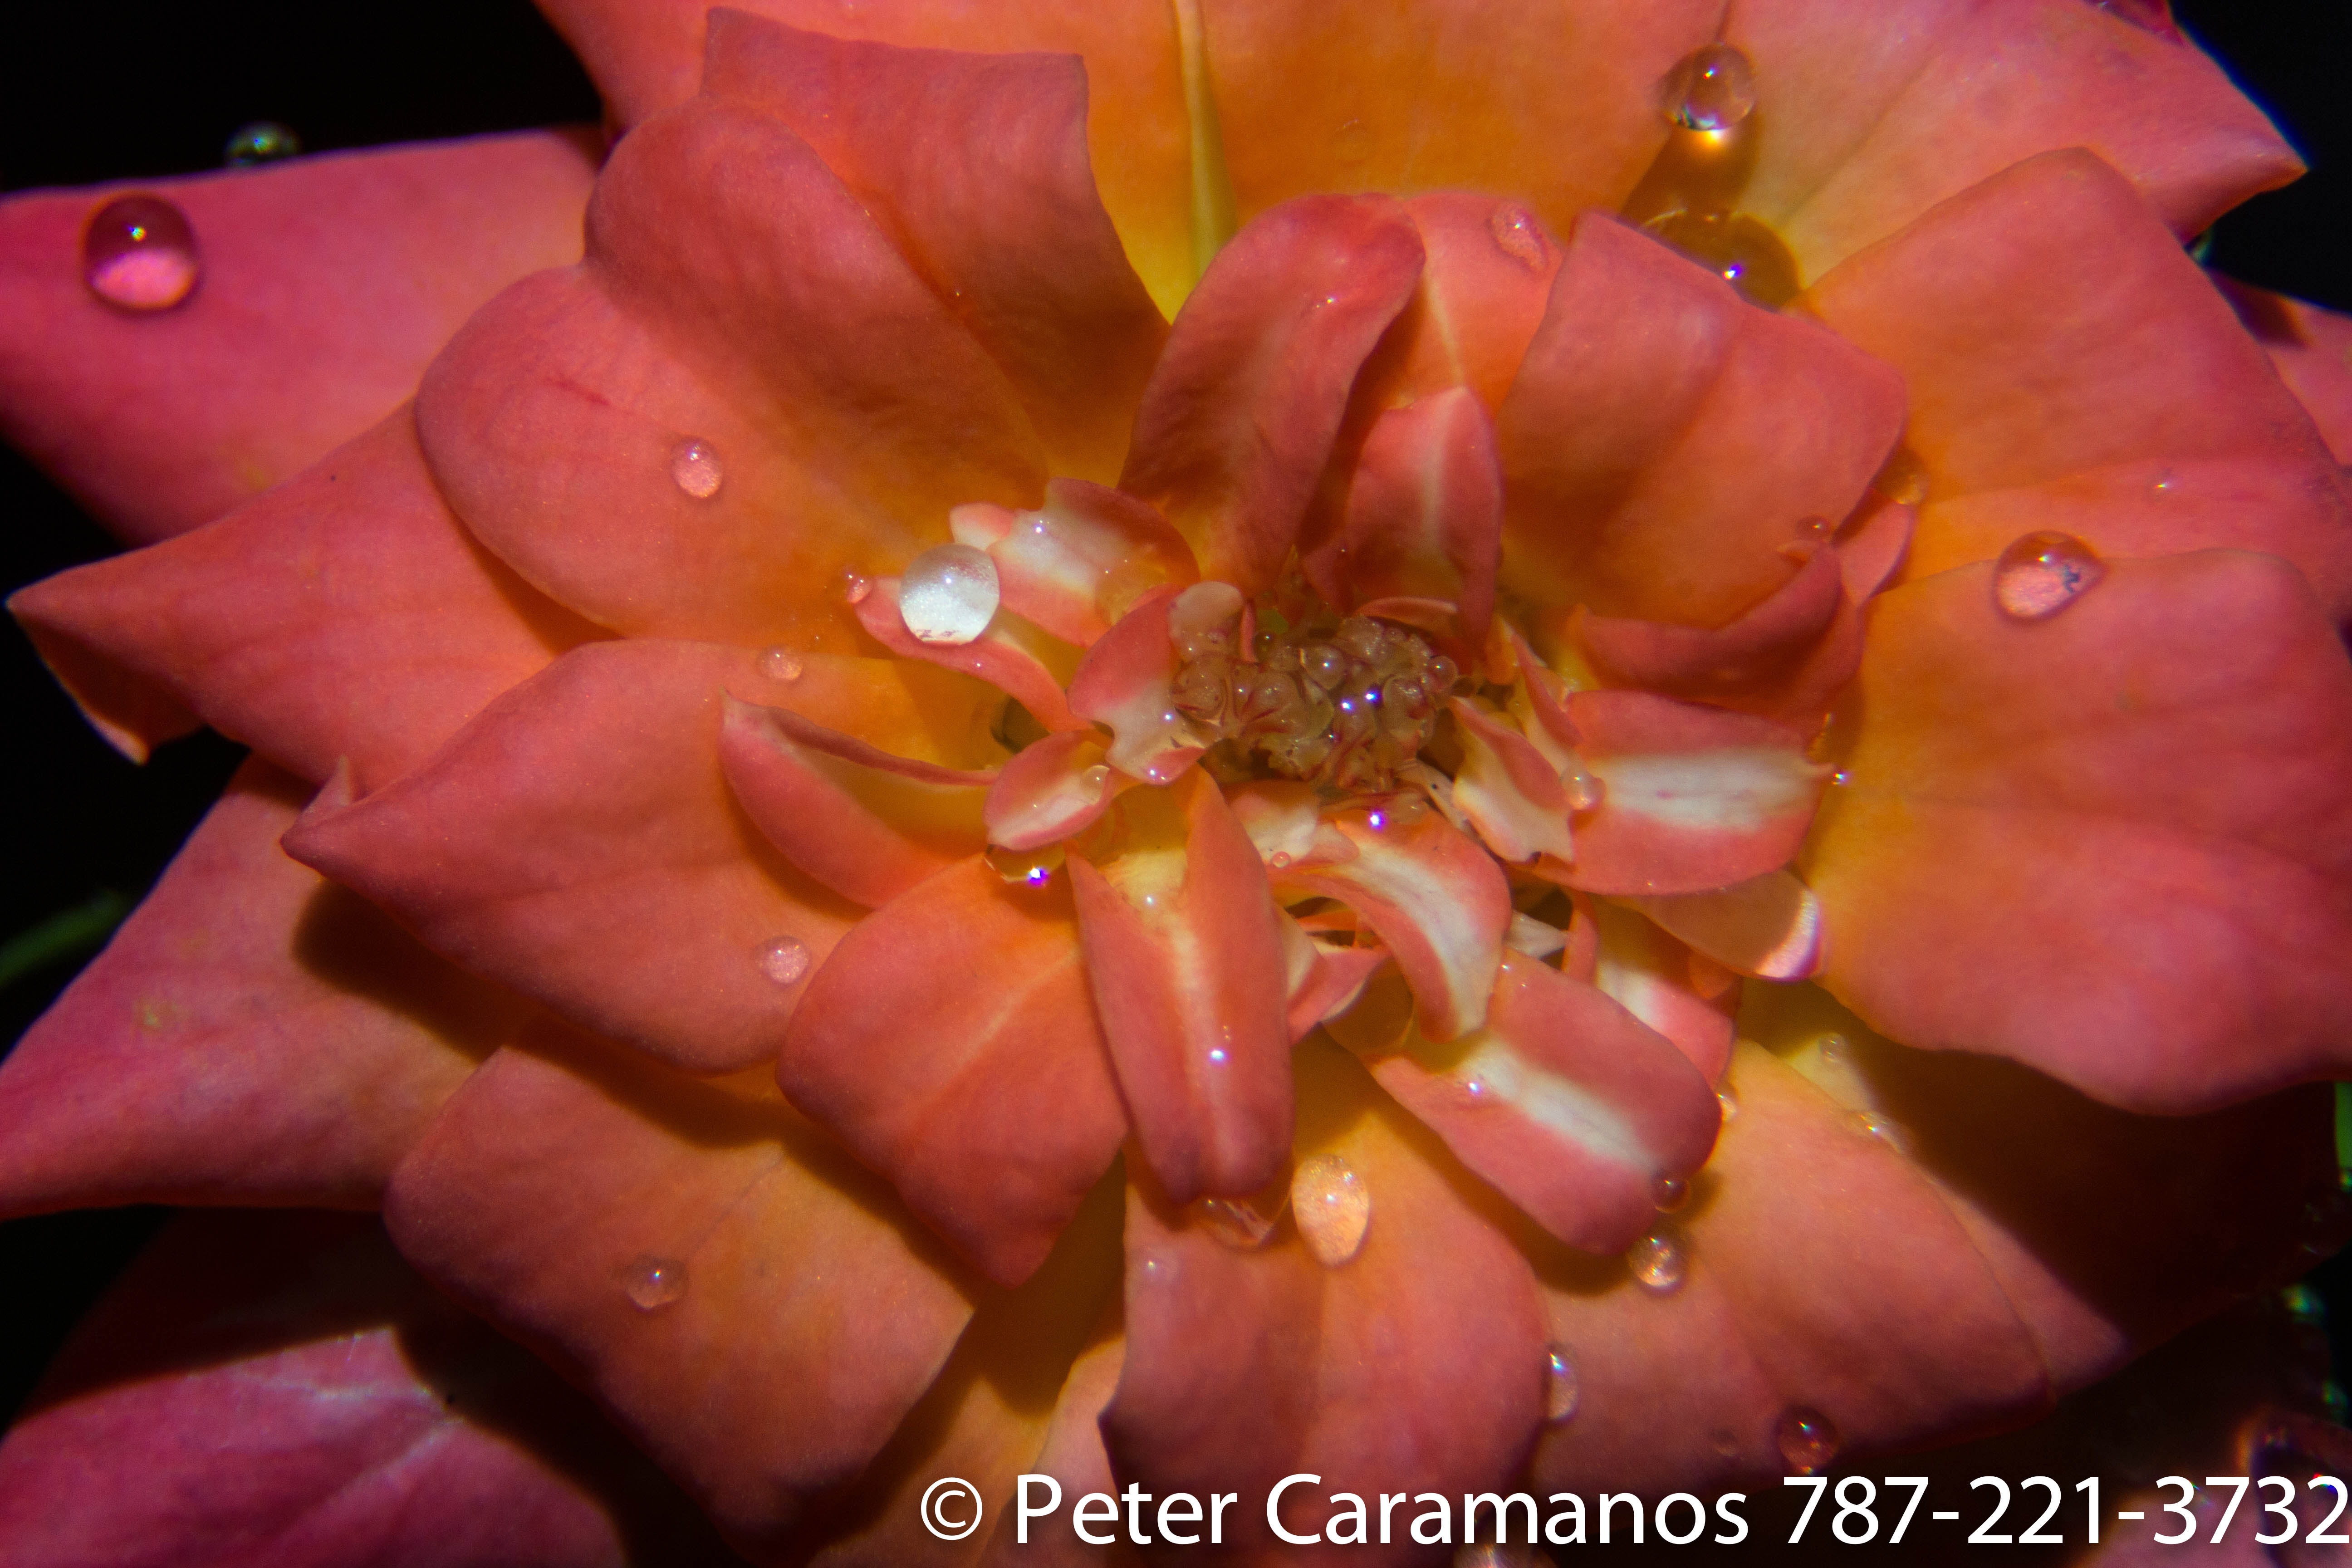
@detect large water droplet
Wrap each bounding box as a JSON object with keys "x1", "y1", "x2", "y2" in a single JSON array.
[
  {"x1": 758, "y1": 935, "x2": 810, "y2": 986},
  {"x1": 83, "y1": 195, "x2": 201, "y2": 312},
  {"x1": 1653, "y1": 1174, "x2": 1691, "y2": 1212},
  {"x1": 1666, "y1": 42, "x2": 1758, "y2": 132},
  {"x1": 1994, "y1": 531, "x2": 2105, "y2": 621},
  {"x1": 758, "y1": 646, "x2": 803, "y2": 682},
  {"x1": 1544, "y1": 1343, "x2": 1581, "y2": 1422},
  {"x1": 671, "y1": 438, "x2": 723, "y2": 499},
  {"x1": 1488, "y1": 203, "x2": 1549, "y2": 270},
  {"x1": 1774, "y1": 1406, "x2": 1840, "y2": 1474},
  {"x1": 1644, "y1": 209, "x2": 1801, "y2": 309},
  {"x1": 622, "y1": 1254, "x2": 688, "y2": 1311},
  {"x1": 899, "y1": 543, "x2": 1000, "y2": 646},
  {"x1": 1627, "y1": 1228, "x2": 1686, "y2": 1293},
  {"x1": 224, "y1": 121, "x2": 301, "y2": 166},
  {"x1": 1292, "y1": 1152, "x2": 1370, "y2": 1266}
]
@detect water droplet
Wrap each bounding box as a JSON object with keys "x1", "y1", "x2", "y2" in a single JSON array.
[
  {"x1": 1716, "y1": 1083, "x2": 1740, "y2": 1121},
  {"x1": 1817, "y1": 1031, "x2": 1847, "y2": 1064},
  {"x1": 1774, "y1": 1406, "x2": 1839, "y2": 1474},
  {"x1": 899, "y1": 543, "x2": 1000, "y2": 646},
  {"x1": 622, "y1": 1254, "x2": 688, "y2": 1311},
  {"x1": 1643, "y1": 209, "x2": 1801, "y2": 309},
  {"x1": 1831, "y1": 769, "x2": 1852, "y2": 787},
  {"x1": 758, "y1": 646, "x2": 803, "y2": 682},
  {"x1": 1627, "y1": 1228, "x2": 1686, "y2": 1293},
  {"x1": 1994, "y1": 531, "x2": 2105, "y2": 621},
  {"x1": 1331, "y1": 117, "x2": 1373, "y2": 165},
  {"x1": 83, "y1": 195, "x2": 201, "y2": 312},
  {"x1": 841, "y1": 570, "x2": 873, "y2": 605},
  {"x1": 1873, "y1": 446, "x2": 1931, "y2": 506},
  {"x1": 1666, "y1": 42, "x2": 1758, "y2": 132},
  {"x1": 1267, "y1": 850, "x2": 1294, "y2": 871},
  {"x1": 1488, "y1": 203, "x2": 1549, "y2": 270},
  {"x1": 671, "y1": 438, "x2": 723, "y2": 499},
  {"x1": 2284, "y1": 1283, "x2": 2328, "y2": 1324},
  {"x1": 1850, "y1": 1110, "x2": 1906, "y2": 1152},
  {"x1": 1710, "y1": 1427, "x2": 1740, "y2": 1459},
  {"x1": 223, "y1": 120, "x2": 302, "y2": 167},
  {"x1": 758, "y1": 935, "x2": 810, "y2": 986},
  {"x1": 1194, "y1": 1184, "x2": 1288, "y2": 1250},
  {"x1": 1653, "y1": 1174, "x2": 1690, "y2": 1212},
  {"x1": 2151, "y1": 468, "x2": 2176, "y2": 496},
  {"x1": 1561, "y1": 764, "x2": 1604, "y2": 811},
  {"x1": 1291, "y1": 1152, "x2": 1370, "y2": 1267},
  {"x1": 1544, "y1": 1343, "x2": 1581, "y2": 1422}
]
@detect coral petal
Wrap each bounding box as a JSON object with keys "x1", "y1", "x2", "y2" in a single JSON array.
[
  {"x1": 1574, "y1": 543, "x2": 1843, "y2": 697},
  {"x1": 1388, "y1": 192, "x2": 1568, "y2": 413},
  {"x1": 1280, "y1": 915, "x2": 1391, "y2": 1044},
  {"x1": 955, "y1": 478, "x2": 1199, "y2": 648},
  {"x1": 1587, "y1": 900, "x2": 1739, "y2": 1083},
  {"x1": 2217, "y1": 276, "x2": 2352, "y2": 465},
  {"x1": 778, "y1": 857, "x2": 1127, "y2": 1286},
  {"x1": 1312, "y1": 386, "x2": 1502, "y2": 641},
  {"x1": 1808, "y1": 551, "x2": 2352, "y2": 1112},
  {"x1": 1630, "y1": 869, "x2": 1825, "y2": 981},
  {"x1": 0, "y1": 130, "x2": 598, "y2": 544},
  {"x1": 985, "y1": 731, "x2": 1125, "y2": 853},
  {"x1": 9, "y1": 412, "x2": 600, "y2": 789},
  {"x1": 1447, "y1": 698, "x2": 1575, "y2": 865},
  {"x1": 285, "y1": 640, "x2": 874, "y2": 1075},
  {"x1": 1122, "y1": 194, "x2": 1425, "y2": 592},
  {"x1": 853, "y1": 576, "x2": 1084, "y2": 732},
  {"x1": 1065, "y1": 586, "x2": 1211, "y2": 782},
  {"x1": 386, "y1": 1026, "x2": 973, "y2": 1554},
  {"x1": 1068, "y1": 777, "x2": 1292, "y2": 1201}
]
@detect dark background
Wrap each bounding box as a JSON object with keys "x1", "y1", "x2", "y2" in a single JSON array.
[{"x1": 0, "y1": 0, "x2": 2346, "y2": 1427}]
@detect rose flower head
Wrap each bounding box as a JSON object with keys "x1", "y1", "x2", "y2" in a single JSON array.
[{"x1": 5, "y1": 0, "x2": 2352, "y2": 1560}]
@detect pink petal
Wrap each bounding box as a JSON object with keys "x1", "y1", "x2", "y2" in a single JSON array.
[
  {"x1": 0, "y1": 760, "x2": 517, "y2": 1218},
  {"x1": 1064, "y1": 586, "x2": 1211, "y2": 783},
  {"x1": 1447, "y1": 697, "x2": 1576, "y2": 865},
  {"x1": 1558, "y1": 690, "x2": 1825, "y2": 896},
  {"x1": 1735, "y1": 0, "x2": 2303, "y2": 279},
  {"x1": 1121, "y1": 194, "x2": 1425, "y2": 593},
  {"x1": 1807, "y1": 149, "x2": 2352, "y2": 617},
  {"x1": 1808, "y1": 550, "x2": 2352, "y2": 1113},
  {"x1": 284, "y1": 639, "x2": 906, "y2": 1075},
  {"x1": 1588, "y1": 900, "x2": 1739, "y2": 1083},
  {"x1": 720, "y1": 697, "x2": 993, "y2": 908},
  {"x1": 1571, "y1": 541, "x2": 1842, "y2": 700},
  {"x1": 1347, "y1": 951, "x2": 1720, "y2": 1253},
  {"x1": 953, "y1": 478, "x2": 1200, "y2": 649},
  {"x1": 1103, "y1": 1039, "x2": 1548, "y2": 1554},
  {"x1": 703, "y1": 11, "x2": 1167, "y2": 482},
  {"x1": 1384, "y1": 193, "x2": 1568, "y2": 414},
  {"x1": 0, "y1": 1211, "x2": 728, "y2": 1568},
  {"x1": 1069, "y1": 776, "x2": 1292, "y2": 1202},
  {"x1": 10, "y1": 412, "x2": 601, "y2": 790},
  {"x1": 1276, "y1": 806, "x2": 1510, "y2": 1040},
  {"x1": 985, "y1": 730, "x2": 1129, "y2": 852},
  {"x1": 1306, "y1": 386, "x2": 1502, "y2": 643},
  {"x1": 777, "y1": 856, "x2": 1128, "y2": 1286},
  {"x1": 0, "y1": 130, "x2": 598, "y2": 545},
  {"x1": 1496, "y1": 214, "x2": 1905, "y2": 627},
  {"x1": 1281, "y1": 915, "x2": 1392, "y2": 1044},
  {"x1": 386, "y1": 1025, "x2": 973, "y2": 1554},
  {"x1": 417, "y1": 94, "x2": 1043, "y2": 647},
  {"x1": 853, "y1": 575, "x2": 1084, "y2": 732},
  {"x1": 2216, "y1": 276, "x2": 2352, "y2": 465},
  {"x1": 1629, "y1": 869, "x2": 1825, "y2": 981}
]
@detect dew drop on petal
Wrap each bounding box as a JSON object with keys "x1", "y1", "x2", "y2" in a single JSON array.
[
  {"x1": 758, "y1": 935, "x2": 810, "y2": 986},
  {"x1": 224, "y1": 120, "x2": 302, "y2": 166},
  {"x1": 622, "y1": 1254, "x2": 688, "y2": 1311},
  {"x1": 1627, "y1": 1228, "x2": 1686, "y2": 1293},
  {"x1": 1643, "y1": 209, "x2": 1800, "y2": 309},
  {"x1": 1774, "y1": 1406, "x2": 1840, "y2": 1475},
  {"x1": 1267, "y1": 850, "x2": 1294, "y2": 871},
  {"x1": 1080, "y1": 764, "x2": 1113, "y2": 794},
  {"x1": 83, "y1": 195, "x2": 200, "y2": 312},
  {"x1": 1331, "y1": 117, "x2": 1373, "y2": 165},
  {"x1": 1873, "y1": 446, "x2": 1932, "y2": 506},
  {"x1": 1561, "y1": 764, "x2": 1604, "y2": 812},
  {"x1": 1488, "y1": 203, "x2": 1549, "y2": 270},
  {"x1": 758, "y1": 646, "x2": 803, "y2": 682},
  {"x1": 1666, "y1": 42, "x2": 1758, "y2": 132},
  {"x1": 1817, "y1": 1031, "x2": 1847, "y2": 1065},
  {"x1": 671, "y1": 438, "x2": 723, "y2": 499},
  {"x1": 1994, "y1": 531, "x2": 2106, "y2": 621},
  {"x1": 1716, "y1": 1083, "x2": 1740, "y2": 1121},
  {"x1": 899, "y1": 543, "x2": 1000, "y2": 646},
  {"x1": 1194, "y1": 1185, "x2": 1288, "y2": 1251},
  {"x1": 841, "y1": 570, "x2": 873, "y2": 605},
  {"x1": 1653, "y1": 1174, "x2": 1690, "y2": 1212},
  {"x1": 1292, "y1": 1152, "x2": 1370, "y2": 1267},
  {"x1": 1544, "y1": 1343, "x2": 1581, "y2": 1422}
]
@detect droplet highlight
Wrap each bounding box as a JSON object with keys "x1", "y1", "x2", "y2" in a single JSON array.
[
  {"x1": 1716, "y1": 1083, "x2": 1740, "y2": 1121},
  {"x1": 82, "y1": 195, "x2": 200, "y2": 312},
  {"x1": 1488, "y1": 203, "x2": 1549, "y2": 270},
  {"x1": 1994, "y1": 531, "x2": 2106, "y2": 621},
  {"x1": 1644, "y1": 209, "x2": 1801, "y2": 309},
  {"x1": 1544, "y1": 1343, "x2": 1581, "y2": 1422},
  {"x1": 758, "y1": 646, "x2": 803, "y2": 682},
  {"x1": 758, "y1": 935, "x2": 810, "y2": 986},
  {"x1": 899, "y1": 543, "x2": 1000, "y2": 646},
  {"x1": 1666, "y1": 42, "x2": 1758, "y2": 132},
  {"x1": 224, "y1": 121, "x2": 301, "y2": 166},
  {"x1": 841, "y1": 570, "x2": 873, "y2": 605},
  {"x1": 671, "y1": 438, "x2": 723, "y2": 499},
  {"x1": 1627, "y1": 1228, "x2": 1686, "y2": 1294},
  {"x1": 1774, "y1": 1406, "x2": 1840, "y2": 1475},
  {"x1": 1291, "y1": 1152, "x2": 1370, "y2": 1267},
  {"x1": 622, "y1": 1254, "x2": 688, "y2": 1311}
]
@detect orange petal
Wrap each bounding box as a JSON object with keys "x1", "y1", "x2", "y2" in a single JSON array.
[{"x1": 954, "y1": 478, "x2": 1200, "y2": 650}]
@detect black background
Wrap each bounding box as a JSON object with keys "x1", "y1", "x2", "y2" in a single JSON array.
[{"x1": 0, "y1": 0, "x2": 2347, "y2": 1431}]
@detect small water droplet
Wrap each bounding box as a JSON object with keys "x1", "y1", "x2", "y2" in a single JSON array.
[
  {"x1": 223, "y1": 120, "x2": 302, "y2": 166},
  {"x1": 758, "y1": 646, "x2": 803, "y2": 682},
  {"x1": 1080, "y1": 764, "x2": 1113, "y2": 793},
  {"x1": 1544, "y1": 1343, "x2": 1581, "y2": 1422},
  {"x1": 1710, "y1": 1427, "x2": 1740, "y2": 1459},
  {"x1": 83, "y1": 195, "x2": 200, "y2": 312},
  {"x1": 899, "y1": 543, "x2": 1000, "y2": 646},
  {"x1": 1267, "y1": 850, "x2": 1294, "y2": 870},
  {"x1": 1292, "y1": 1152, "x2": 1370, "y2": 1267},
  {"x1": 1561, "y1": 764, "x2": 1603, "y2": 811},
  {"x1": 1643, "y1": 209, "x2": 1801, "y2": 309},
  {"x1": 2151, "y1": 468, "x2": 2176, "y2": 496},
  {"x1": 1194, "y1": 1190, "x2": 1286, "y2": 1250},
  {"x1": 1850, "y1": 1110, "x2": 1905, "y2": 1152},
  {"x1": 1666, "y1": 42, "x2": 1758, "y2": 132},
  {"x1": 841, "y1": 570, "x2": 873, "y2": 605},
  {"x1": 1873, "y1": 446, "x2": 1932, "y2": 506},
  {"x1": 1488, "y1": 203, "x2": 1548, "y2": 270},
  {"x1": 1653, "y1": 1174, "x2": 1690, "y2": 1212},
  {"x1": 622, "y1": 1254, "x2": 688, "y2": 1311},
  {"x1": 1627, "y1": 1228, "x2": 1686, "y2": 1293},
  {"x1": 1831, "y1": 769, "x2": 1852, "y2": 787},
  {"x1": 671, "y1": 438, "x2": 723, "y2": 499},
  {"x1": 2284, "y1": 1283, "x2": 2328, "y2": 1324},
  {"x1": 1331, "y1": 117, "x2": 1373, "y2": 165},
  {"x1": 1994, "y1": 531, "x2": 2106, "y2": 621},
  {"x1": 1716, "y1": 1083, "x2": 1740, "y2": 1121},
  {"x1": 1817, "y1": 1031, "x2": 1847, "y2": 1064},
  {"x1": 1774, "y1": 1406, "x2": 1839, "y2": 1474},
  {"x1": 758, "y1": 935, "x2": 810, "y2": 985}
]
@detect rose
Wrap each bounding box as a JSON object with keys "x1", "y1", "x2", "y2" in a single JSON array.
[{"x1": 6, "y1": 0, "x2": 2352, "y2": 1561}]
